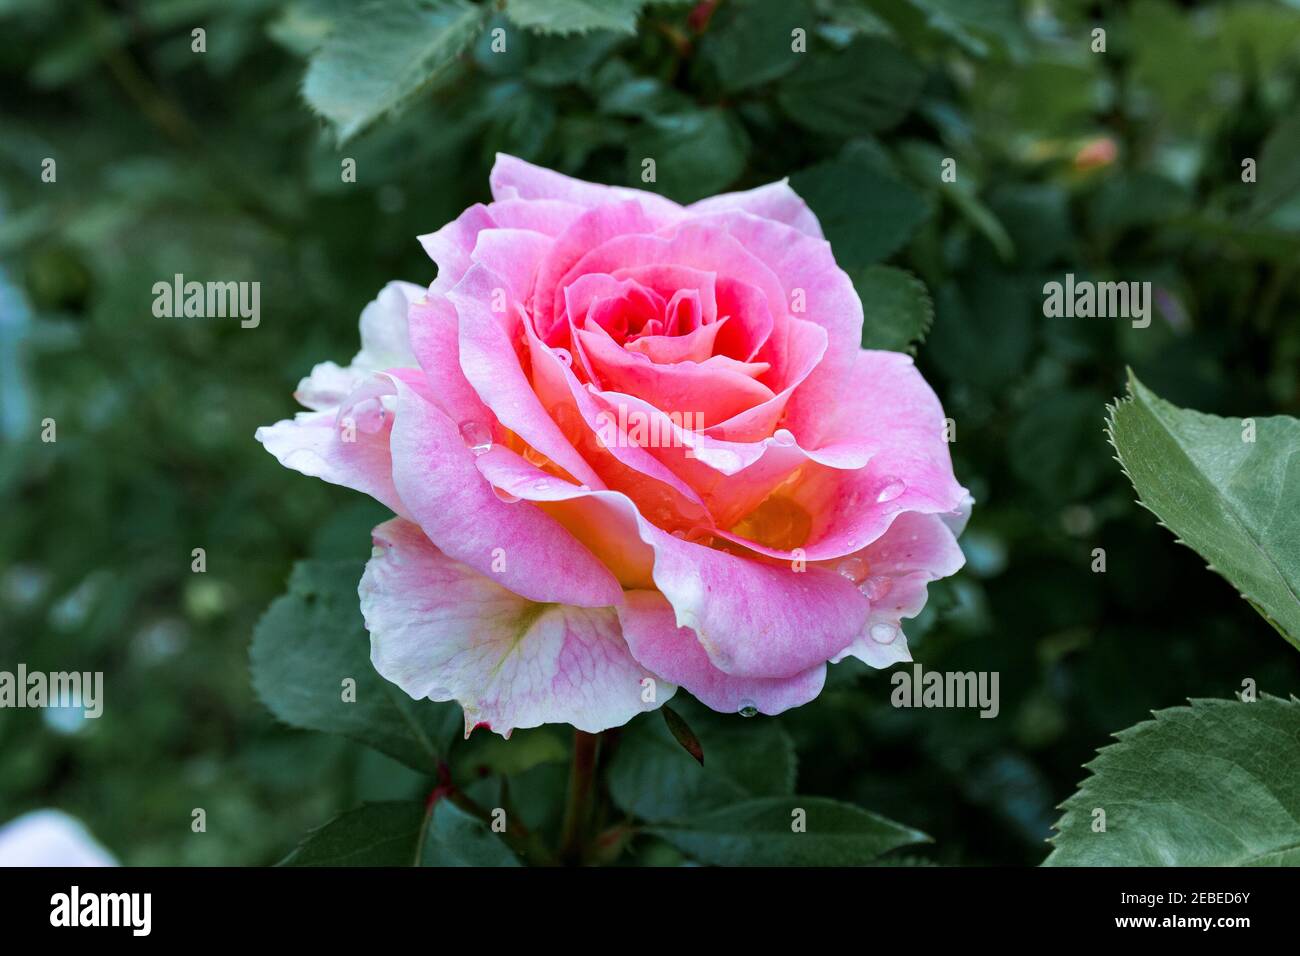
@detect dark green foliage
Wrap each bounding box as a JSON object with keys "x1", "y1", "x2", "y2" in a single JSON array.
[{"x1": 2, "y1": 0, "x2": 1299, "y2": 865}]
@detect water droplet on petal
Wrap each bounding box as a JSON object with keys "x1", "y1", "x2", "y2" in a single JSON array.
[
  {"x1": 869, "y1": 622, "x2": 898, "y2": 644},
  {"x1": 738, "y1": 700, "x2": 758, "y2": 718},
  {"x1": 553, "y1": 347, "x2": 573, "y2": 368},
  {"x1": 837, "y1": 557, "x2": 868, "y2": 583},
  {"x1": 772, "y1": 429, "x2": 796, "y2": 448},
  {"x1": 859, "y1": 578, "x2": 892, "y2": 602},
  {"x1": 492, "y1": 485, "x2": 521, "y2": 504},
  {"x1": 459, "y1": 420, "x2": 493, "y2": 456},
  {"x1": 875, "y1": 478, "x2": 906, "y2": 504}
]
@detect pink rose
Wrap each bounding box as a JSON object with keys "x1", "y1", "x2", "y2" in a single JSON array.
[{"x1": 257, "y1": 155, "x2": 970, "y2": 736}]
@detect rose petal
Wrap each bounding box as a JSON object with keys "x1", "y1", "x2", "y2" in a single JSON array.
[
  {"x1": 828, "y1": 511, "x2": 966, "y2": 668},
  {"x1": 688, "y1": 178, "x2": 824, "y2": 239},
  {"x1": 618, "y1": 590, "x2": 826, "y2": 715},
  {"x1": 255, "y1": 377, "x2": 407, "y2": 518},
  {"x1": 363, "y1": 518, "x2": 672, "y2": 737},
  {"x1": 388, "y1": 376, "x2": 621, "y2": 607},
  {"x1": 490, "y1": 152, "x2": 683, "y2": 220}
]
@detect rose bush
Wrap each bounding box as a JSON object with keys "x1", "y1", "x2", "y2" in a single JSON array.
[{"x1": 257, "y1": 155, "x2": 970, "y2": 737}]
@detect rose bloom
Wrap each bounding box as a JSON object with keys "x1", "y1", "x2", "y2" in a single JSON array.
[{"x1": 258, "y1": 155, "x2": 971, "y2": 736}]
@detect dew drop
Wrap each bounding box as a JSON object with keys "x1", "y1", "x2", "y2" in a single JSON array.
[
  {"x1": 553, "y1": 347, "x2": 573, "y2": 368},
  {"x1": 875, "y1": 477, "x2": 906, "y2": 504},
  {"x1": 492, "y1": 486, "x2": 521, "y2": 504},
  {"x1": 772, "y1": 428, "x2": 796, "y2": 448},
  {"x1": 859, "y1": 578, "x2": 892, "y2": 602},
  {"x1": 836, "y1": 557, "x2": 868, "y2": 583},
  {"x1": 459, "y1": 420, "x2": 493, "y2": 456},
  {"x1": 869, "y1": 622, "x2": 898, "y2": 644},
  {"x1": 737, "y1": 700, "x2": 758, "y2": 718}
]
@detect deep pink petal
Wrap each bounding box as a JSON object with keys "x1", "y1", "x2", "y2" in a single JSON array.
[{"x1": 387, "y1": 376, "x2": 621, "y2": 607}]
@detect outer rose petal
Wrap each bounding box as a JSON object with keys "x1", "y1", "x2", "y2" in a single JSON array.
[
  {"x1": 387, "y1": 375, "x2": 621, "y2": 608},
  {"x1": 784, "y1": 350, "x2": 969, "y2": 560},
  {"x1": 688, "y1": 179, "x2": 824, "y2": 239},
  {"x1": 255, "y1": 385, "x2": 406, "y2": 518},
  {"x1": 295, "y1": 280, "x2": 423, "y2": 409},
  {"x1": 490, "y1": 152, "x2": 683, "y2": 221},
  {"x1": 618, "y1": 590, "x2": 826, "y2": 715},
  {"x1": 829, "y1": 511, "x2": 967, "y2": 669},
  {"x1": 470, "y1": 448, "x2": 870, "y2": 679},
  {"x1": 362, "y1": 518, "x2": 673, "y2": 737}
]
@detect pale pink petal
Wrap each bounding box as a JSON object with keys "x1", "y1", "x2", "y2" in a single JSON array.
[
  {"x1": 828, "y1": 511, "x2": 966, "y2": 668},
  {"x1": 486, "y1": 197, "x2": 586, "y2": 236},
  {"x1": 490, "y1": 152, "x2": 683, "y2": 220},
  {"x1": 294, "y1": 360, "x2": 359, "y2": 411},
  {"x1": 294, "y1": 281, "x2": 423, "y2": 410},
  {"x1": 618, "y1": 590, "x2": 826, "y2": 715},
  {"x1": 255, "y1": 377, "x2": 407, "y2": 518},
  {"x1": 418, "y1": 203, "x2": 496, "y2": 292},
  {"x1": 688, "y1": 179, "x2": 824, "y2": 239},
  {"x1": 353, "y1": 280, "x2": 423, "y2": 371},
  {"x1": 406, "y1": 291, "x2": 494, "y2": 427},
  {"x1": 469, "y1": 228, "x2": 553, "y2": 302},
  {"x1": 362, "y1": 518, "x2": 673, "y2": 737}
]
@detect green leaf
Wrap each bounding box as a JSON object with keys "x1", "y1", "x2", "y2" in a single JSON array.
[
  {"x1": 1046, "y1": 697, "x2": 1300, "y2": 866},
  {"x1": 1249, "y1": 110, "x2": 1300, "y2": 223},
  {"x1": 790, "y1": 151, "x2": 931, "y2": 269},
  {"x1": 302, "y1": 0, "x2": 487, "y2": 142},
  {"x1": 420, "y1": 800, "x2": 522, "y2": 866},
  {"x1": 506, "y1": 0, "x2": 646, "y2": 36},
  {"x1": 777, "y1": 37, "x2": 924, "y2": 136},
  {"x1": 281, "y1": 802, "x2": 427, "y2": 866},
  {"x1": 608, "y1": 708, "x2": 796, "y2": 823},
  {"x1": 697, "y1": 0, "x2": 812, "y2": 93},
  {"x1": 648, "y1": 797, "x2": 928, "y2": 866},
  {"x1": 627, "y1": 108, "x2": 749, "y2": 204},
  {"x1": 282, "y1": 800, "x2": 521, "y2": 866},
  {"x1": 1108, "y1": 371, "x2": 1300, "y2": 648},
  {"x1": 250, "y1": 560, "x2": 463, "y2": 772},
  {"x1": 854, "y1": 264, "x2": 933, "y2": 353}
]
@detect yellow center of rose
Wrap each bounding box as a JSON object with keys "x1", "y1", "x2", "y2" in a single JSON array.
[{"x1": 728, "y1": 494, "x2": 812, "y2": 552}]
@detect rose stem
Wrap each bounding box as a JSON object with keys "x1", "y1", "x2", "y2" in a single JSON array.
[{"x1": 559, "y1": 730, "x2": 601, "y2": 865}]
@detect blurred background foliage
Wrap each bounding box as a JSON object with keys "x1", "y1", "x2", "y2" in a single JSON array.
[{"x1": 1, "y1": 0, "x2": 1299, "y2": 865}]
